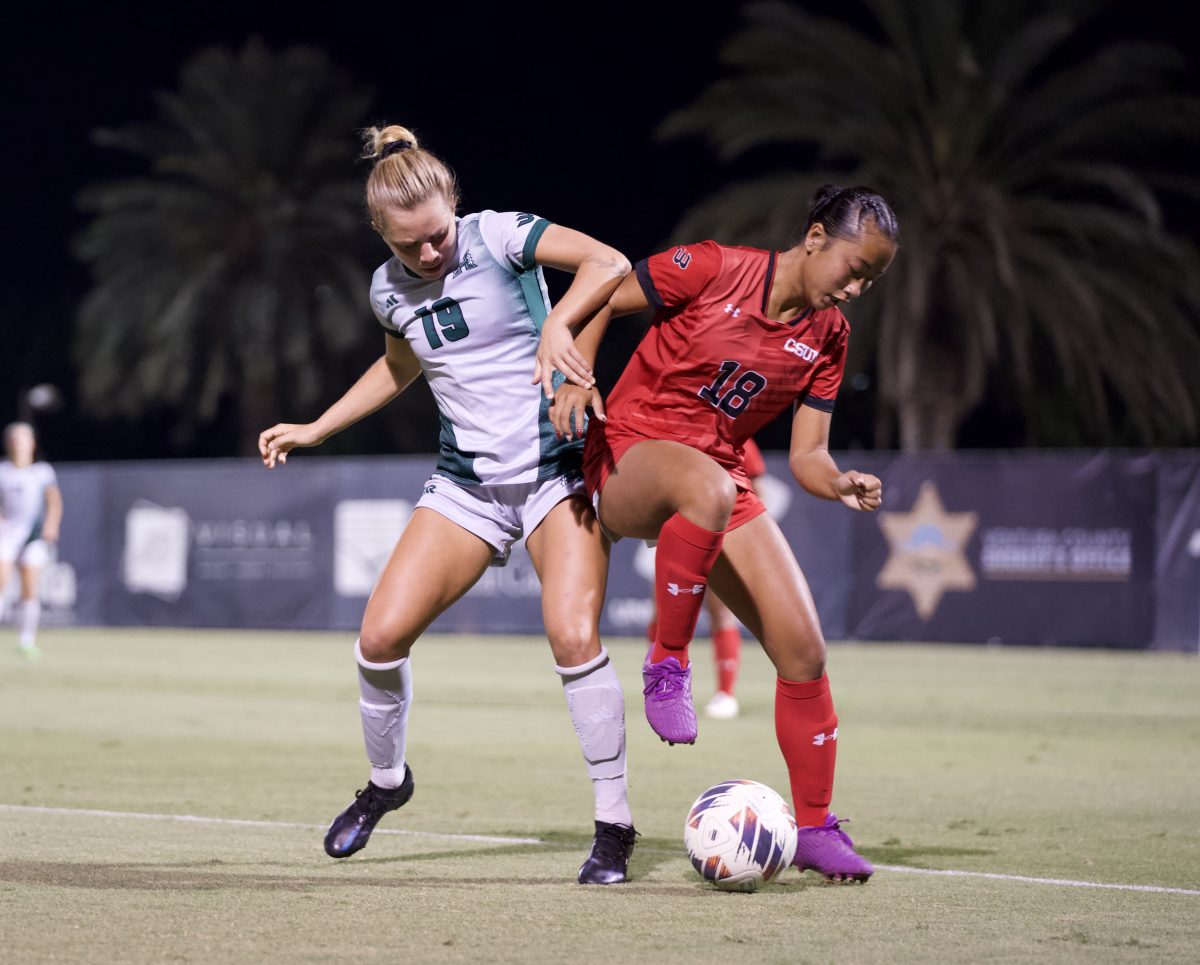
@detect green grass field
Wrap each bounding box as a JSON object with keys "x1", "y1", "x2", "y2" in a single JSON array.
[{"x1": 1, "y1": 629, "x2": 1197, "y2": 964}]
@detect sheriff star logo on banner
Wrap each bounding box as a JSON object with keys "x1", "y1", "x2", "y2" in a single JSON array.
[{"x1": 876, "y1": 481, "x2": 979, "y2": 620}]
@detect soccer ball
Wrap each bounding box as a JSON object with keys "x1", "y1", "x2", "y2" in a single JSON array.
[{"x1": 684, "y1": 780, "x2": 798, "y2": 892}]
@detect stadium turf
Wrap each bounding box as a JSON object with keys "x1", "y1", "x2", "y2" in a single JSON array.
[{"x1": 1, "y1": 629, "x2": 1197, "y2": 963}]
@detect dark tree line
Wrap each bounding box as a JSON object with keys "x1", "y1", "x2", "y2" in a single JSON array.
[{"x1": 74, "y1": 4, "x2": 1200, "y2": 454}]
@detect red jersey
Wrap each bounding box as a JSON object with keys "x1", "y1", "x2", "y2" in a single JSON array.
[
  {"x1": 742, "y1": 437, "x2": 766, "y2": 479},
  {"x1": 588, "y1": 241, "x2": 848, "y2": 489}
]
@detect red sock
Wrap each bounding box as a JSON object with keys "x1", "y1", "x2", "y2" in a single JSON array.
[
  {"x1": 649, "y1": 513, "x2": 724, "y2": 668},
  {"x1": 712, "y1": 626, "x2": 741, "y2": 695},
  {"x1": 775, "y1": 674, "x2": 838, "y2": 827}
]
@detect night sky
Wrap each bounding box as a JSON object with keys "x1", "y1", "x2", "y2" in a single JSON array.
[{"x1": 6, "y1": 1, "x2": 1199, "y2": 460}]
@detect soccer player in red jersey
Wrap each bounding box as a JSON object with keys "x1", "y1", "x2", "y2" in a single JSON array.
[{"x1": 538, "y1": 185, "x2": 897, "y2": 881}]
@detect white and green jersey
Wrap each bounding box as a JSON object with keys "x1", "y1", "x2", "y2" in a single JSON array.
[
  {"x1": 370, "y1": 210, "x2": 582, "y2": 486},
  {"x1": 0, "y1": 460, "x2": 56, "y2": 546}
]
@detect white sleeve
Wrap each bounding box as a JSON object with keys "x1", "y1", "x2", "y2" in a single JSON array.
[
  {"x1": 477, "y1": 210, "x2": 553, "y2": 275},
  {"x1": 41, "y1": 463, "x2": 58, "y2": 489},
  {"x1": 368, "y1": 262, "x2": 400, "y2": 334}
]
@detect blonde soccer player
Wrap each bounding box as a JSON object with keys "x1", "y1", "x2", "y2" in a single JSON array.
[{"x1": 259, "y1": 125, "x2": 637, "y2": 883}]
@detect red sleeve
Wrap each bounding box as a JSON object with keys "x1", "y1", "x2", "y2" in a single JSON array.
[
  {"x1": 741, "y1": 438, "x2": 766, "y2": 478},
  {"x1": 634, "y1": 241, "x2": 723, "y2": 311},
  {"x1": 803, "y1": 325, "x2": 848, "y2": 413}
]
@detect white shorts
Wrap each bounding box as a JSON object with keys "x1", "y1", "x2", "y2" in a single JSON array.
[
  {"x1": 416, "y1": 471, "x2": 587, "y2": 566},
  {"x1": 0, "y1": 531, "x2": 49, "y2": 567},
  {"x1": 590, "y1": 487, "x2": 624, "y2": 544}
]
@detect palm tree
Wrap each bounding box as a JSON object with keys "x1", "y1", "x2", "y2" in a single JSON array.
[
  {"x1": 74, "y1": 41, "x2": 379, "y2": 455},
  {"x1": 659, "y1": 0, "x2": 1200, "y2": 449}
]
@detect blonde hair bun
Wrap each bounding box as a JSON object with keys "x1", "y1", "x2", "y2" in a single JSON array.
[
  {"x1": 362, "y1": 124, "x2": 420, "y2": 161},
  {"x1": 362, "y1": 122, "x2": 460, "y2": 219}
]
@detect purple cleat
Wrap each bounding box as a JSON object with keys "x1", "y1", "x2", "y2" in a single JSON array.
[
  {"x1": 642, "y1": 655, "x2": 697, "y2": 745},
  {"x1": 792, "y1": 813, "x2": 874, "y2": 882}
]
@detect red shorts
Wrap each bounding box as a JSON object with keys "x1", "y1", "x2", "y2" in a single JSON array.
[
  {"x1": 583, "y1": 423, "x2": 768, "y2": 535},
  {"x1": 743, "y1": 437, "x2": 766, "y2": 479}
]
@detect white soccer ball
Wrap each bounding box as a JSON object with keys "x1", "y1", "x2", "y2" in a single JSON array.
[{"x1": 684, "y1": 779, "x2": 798, "y2": 892}]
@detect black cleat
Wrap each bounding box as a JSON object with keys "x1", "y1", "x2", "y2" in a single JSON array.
[
  {"x1": 577, "y1": 820, "x2": 638, "y2": 884},
  {"x1": 323, "y1": 765, "x2": 415, "y2": 858}
]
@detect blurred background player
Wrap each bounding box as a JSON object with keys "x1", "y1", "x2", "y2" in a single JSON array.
[
  {"x1": 642, "y1": 437, "x2": 769, "y2": 720},
  {"x1": 0, "y1": 422, "x2": 63, "y2": 659},
  {"x1": 542, "y1": 184, "x2": 898, "y2": 882},
  {"x1": 259, "y1": 124, "x2": 638, "y2": 884}
]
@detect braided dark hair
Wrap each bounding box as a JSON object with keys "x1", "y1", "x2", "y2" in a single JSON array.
[{"x1": 803, "y1": 185, "x2": 898, "y2": 243}]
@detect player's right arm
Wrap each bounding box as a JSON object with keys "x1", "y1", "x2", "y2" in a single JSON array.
[{"x1": 258, "y1": 336, "x2": 422, "y2": 468}]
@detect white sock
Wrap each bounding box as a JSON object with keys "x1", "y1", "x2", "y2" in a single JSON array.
[
  {"x1": 354, "y1": 639, "x2": 412, "y2": 790},
  {"x1": 18, "y1": 599, "x2": 41, "y2": 649},
  {"x1": 556, "y1": 647, "x2": 632, "y2": 827}
]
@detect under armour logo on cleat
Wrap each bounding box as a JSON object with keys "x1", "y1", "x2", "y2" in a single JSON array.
[
  {"x1": 666, "y1": 582, "x2": 705, "y2": 596},
  {"x1": 812, "y1": 728, "x2": 839, "y2": 746}
]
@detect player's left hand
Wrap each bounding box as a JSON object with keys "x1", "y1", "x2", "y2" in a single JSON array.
[
  {"x1": 548, "y1": 384, "x2": 606, "y2": 440},
  {"x1": 533, "y1": 322, "x2": 593, "y2": 399},
  {"x1": 835, "y1": 471, "x2": 882, "y2": 512},
  {"x1": 258, "y1": 422, "x2": 323, "y2": 469}
]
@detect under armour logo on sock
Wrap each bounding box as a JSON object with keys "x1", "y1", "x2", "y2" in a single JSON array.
[
  {"x1": 666, "y1": 582, "x2": 705, "y2": 596},
  {"x1": 812, "y1": 728, "x2": 839, "y2": 746}
]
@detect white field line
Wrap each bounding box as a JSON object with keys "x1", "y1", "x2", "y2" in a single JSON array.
[
  {"x1": 0, "y1": 804, "x2": 540, "y2": 845},
  {"x1": 874, "y1": 864, "x2": 1200, "y2": 896},
  {"x1": 2, "y1": 803, "x2": 1198, "y2": 897}
]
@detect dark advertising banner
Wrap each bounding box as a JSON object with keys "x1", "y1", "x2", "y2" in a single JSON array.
[
  {"x1": 324, "y1": 455, "x2": 553, "y2": 636},
  {"x1": 847, "y1": 453, "x2": 1156, "y2": 646},
  {"x1": 325, "y1": 455, "x2": 849, "y2": 641},
  {"x1": 1154, "y1": 456, "x2": 1200, "y2": 652},
  {"x1": 103, "y1": 460, "x2": 333, "y2": 629},
  {"x1": 37, "y1": 450, "x2": 1197, "y2": 651}
]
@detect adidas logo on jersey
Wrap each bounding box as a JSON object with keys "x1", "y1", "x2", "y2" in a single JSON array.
[
  {"x1": 784, "y1": 338, "x2": 819, "y2": 363},
  {"x1": 385, "y1": 294, "x2": 399, "y2": 309}
]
